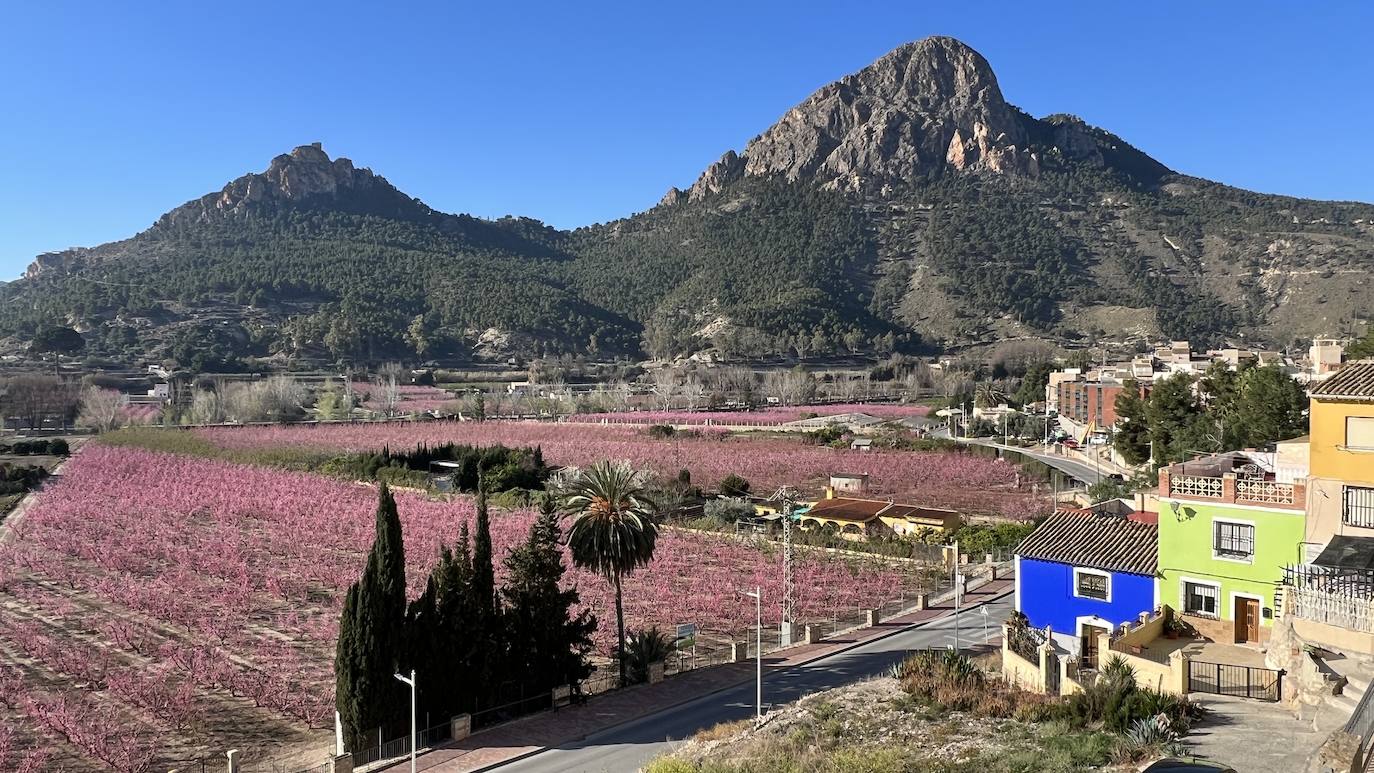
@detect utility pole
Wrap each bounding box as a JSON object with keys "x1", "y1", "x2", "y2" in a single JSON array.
[{"x1": 768, "y1": 486, "x2": 796, "y2": 643}]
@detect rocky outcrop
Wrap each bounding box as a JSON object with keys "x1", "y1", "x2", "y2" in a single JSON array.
[
  {"x1": 156, "y1": 143, "x2": 432, "y2": 226},
  {"x1": 674, "y1": 36, "x2": 1170, "y2": 201},
  {"x1": 685, "y1": 150, "x2": 747, "y2": 201}
]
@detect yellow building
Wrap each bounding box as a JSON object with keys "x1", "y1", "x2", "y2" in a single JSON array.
[
  {"x1": 798, "y1": 490, "x2": 961, "y2": 541},
  {"x1": 1304, "y1": 361, "x2": 1374, "y2": 549}
]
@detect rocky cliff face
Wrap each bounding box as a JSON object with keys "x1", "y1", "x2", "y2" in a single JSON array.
[
  {"x1": 675, "y1": 36, "x2": 1164, "y2": 201},
  {"x1": 156, "y1": 143, "x2": 432, "y2": 227}
]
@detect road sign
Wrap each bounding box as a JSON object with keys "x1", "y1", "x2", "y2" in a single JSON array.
[{"x1": 675, "y1": 623, "x2": 697, "y2": 640}]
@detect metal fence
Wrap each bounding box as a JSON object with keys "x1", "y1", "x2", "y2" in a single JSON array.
[
  {"x1": 1186, "y1": 660, "x2": 1283, "y2": 702},
  {"x1": 1345, "y1": 678, "x2": 1374, "y2": 772},
  {"x1": 351, "y1": 720, "x2": 454, "y2": 768},
  {"x1": 1007, "y1": 622, "x2": 1047, "y2": 663},
  {"x1": 1283, "y1": 564, "x2": 1374, "y2": 633}
]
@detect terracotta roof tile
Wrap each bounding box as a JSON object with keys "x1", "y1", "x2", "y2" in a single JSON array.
[
  {"x1": 1015, "y1": 512, "x2": 1157, "y2": 576},
  {"x1": 1311, "y1": 361, "x2": 1374, "y2": 400}
]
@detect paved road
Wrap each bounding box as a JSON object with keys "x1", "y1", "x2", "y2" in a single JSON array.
[
  {"x1": 957, "y1": 438, "x2": 1108, "y2": 485},
  {"x1": 489, "y1": 594, "x2": 1013, "y2": 773}
]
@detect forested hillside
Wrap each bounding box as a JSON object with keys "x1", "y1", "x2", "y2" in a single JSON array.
[{"x1": 2, "y1": 37, "x2": 1372, "y2": 368}]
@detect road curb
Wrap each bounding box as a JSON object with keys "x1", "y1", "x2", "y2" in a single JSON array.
[{"x1": 466, "y1": 585, "x2": 1014, "y2": 772}]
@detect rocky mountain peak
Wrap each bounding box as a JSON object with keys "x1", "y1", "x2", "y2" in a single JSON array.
[
  {"x1": 672, "y1": 36, "x2": 1167, "y2": 202},
  {"x1": 155, "y1": 142, "x2": 432, "y2": 227}
]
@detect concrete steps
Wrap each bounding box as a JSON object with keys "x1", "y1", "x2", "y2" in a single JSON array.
[{"x1": 1309, "y1": 651, "x2": 1373, "y2": 732}]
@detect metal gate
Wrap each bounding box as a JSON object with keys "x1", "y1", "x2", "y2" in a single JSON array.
[{"x1": 1187, "y1": 660, "x2": 1283, "y2": 702}]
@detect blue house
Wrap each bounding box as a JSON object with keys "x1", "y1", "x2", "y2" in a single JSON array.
[{"x1": 1014, "y1": 512, "x2": 1158, "y2": 665}]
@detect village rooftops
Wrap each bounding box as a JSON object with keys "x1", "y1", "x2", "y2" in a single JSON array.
[
  {"x1": 1310, "y1": 360, "x2": 1374, "y2": 401},
  {"x1": 1015, "y1": 512, "x2": 1158, "y2": 576}
]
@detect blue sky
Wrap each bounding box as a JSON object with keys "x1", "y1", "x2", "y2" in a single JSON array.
[{"x1": 2, "y1": 1, "x2": 1372, "y2": 279}]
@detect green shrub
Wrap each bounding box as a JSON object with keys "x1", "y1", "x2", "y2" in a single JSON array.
[
  {"x1": 703, "y1": 497, "x2": 755, "y2": 526},
  {"x1": 647, "y1": 424, "x2": 677, "y2": 439},
  {"x1": 622, "y1": 627, "x2": 675, "y2": 684},
  {"x1": 1056, "y1": 655, "x2": 1202, "y2": 734},
  {"x1": 718, "y1": 474, "x2": 751, "y2": 497},
  {"x1": 47, "y1": 438, "x2": 70, "y2": 456}
]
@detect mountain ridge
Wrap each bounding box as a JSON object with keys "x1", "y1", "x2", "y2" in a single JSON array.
[{"x1": 4, "y1": 36, "x2": 1373, "y2": 367}]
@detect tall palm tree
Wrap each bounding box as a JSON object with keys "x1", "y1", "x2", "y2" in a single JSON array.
[{"x1": 563, "y1": 460, "x2": 659, "y2": 685}]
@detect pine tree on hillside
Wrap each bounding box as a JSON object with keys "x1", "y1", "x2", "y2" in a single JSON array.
[
  {"x1": 1112, "y1": 379, "x2": 1150, "y2": 466},
  {"x1": 335, "y1": 483, "x2": 409, "y2": 753},
  {"x1": 502, "y1": 495, "x2": 596, "y2": 696}
]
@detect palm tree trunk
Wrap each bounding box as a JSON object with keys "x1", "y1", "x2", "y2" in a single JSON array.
[{"x1": 614, "y1": 571, "x2": 626, "y2": 686}]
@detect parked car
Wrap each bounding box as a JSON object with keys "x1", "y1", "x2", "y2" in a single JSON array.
[{"x1": 1139, "y1": 758, "x2": 1236, "y2": 773}]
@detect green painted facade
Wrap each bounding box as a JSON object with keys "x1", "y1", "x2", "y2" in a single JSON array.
[{"x1": 1156, "y1": 497, "x2": 1306, "y2": 628}]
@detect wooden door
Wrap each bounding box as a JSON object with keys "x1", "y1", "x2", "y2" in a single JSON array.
[
  {"x1": 1235, "y1": 597, "x2": 1260, "y2": 644},
  {"x1": 1080, "y1": 624, "x2": 1107, "y2": 669}
]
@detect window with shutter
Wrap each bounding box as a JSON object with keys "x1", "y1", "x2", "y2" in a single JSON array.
[{"x1": 1348, "y1": 417, "x2": 1374, "y2": 450}]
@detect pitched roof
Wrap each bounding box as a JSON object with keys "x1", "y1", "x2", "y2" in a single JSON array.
[
  {"x1": 803, "y1": 497, "x2": 958, "y2": 524},
  {"x1": 1311, "y1": 361, "x2": 1374, "y2": 401},
  {"x1": 1015, "y1": 512, "x2": 1157, "y2": 576}
]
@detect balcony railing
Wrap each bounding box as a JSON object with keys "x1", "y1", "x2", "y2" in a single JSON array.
[
  {"x1": 1285, "y1": 586, "x2": 1374, "y2": 633},
  {"x1": 1236, "y1": 479, "x2": 1296, "y2": 505},
  {"x1": 1283, "y1": 565, "x2": 1374, "y2": 633},
  {"x1": 1170, "y1": 475, "x2": 1223, "y2": 499},
  {"x1": 1162, "y1": 468, "x2": 1305, "y2": 510}
]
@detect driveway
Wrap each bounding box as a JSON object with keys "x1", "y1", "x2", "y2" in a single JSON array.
[{"x1": 1183, "y1": 693, "x2": 1324, "y2": 772}]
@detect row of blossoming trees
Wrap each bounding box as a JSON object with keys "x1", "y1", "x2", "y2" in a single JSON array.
[
  {"x1": 195, "y1": 421, "x2": 1047, "y2": 519},
  {"x1": 0, "y1": 443, "x2": 928, "y2": 770},
  {"x1": 335, "y1": 461, "x2": 659, "y2": 753}
]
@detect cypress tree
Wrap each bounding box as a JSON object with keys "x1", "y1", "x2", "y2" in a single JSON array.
[
  {"x1": 434, "y1": 524, "x2": 476, "y2": 716},
  {"x1": 471, "y1": 482, "x2": 495, "y2": 620},
  {"x1": 469, "y1": 476, "x2": 500, "y2": 706},
  {"x1": 335, "y1": 484, "x2": 409, "y2": 752}
]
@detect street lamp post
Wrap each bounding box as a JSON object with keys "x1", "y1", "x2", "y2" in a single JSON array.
[
  {"x1": 394, "y1": 669, "x2": 416, "y2": 773},
  {"x1": 741, "y1": 587, "x2": 762, "y2": 719},
  {"x1": 951, "y1": 541, "x2": 960, "y2": 651}
]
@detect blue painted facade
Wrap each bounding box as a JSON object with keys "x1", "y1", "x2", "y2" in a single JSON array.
[{"x1": 1015, "y1": 555, "x2": 1156, "y2": 647}]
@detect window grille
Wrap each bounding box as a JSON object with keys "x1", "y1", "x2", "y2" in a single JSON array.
[
  {"x1": 1345, "y1": 487, "x2": 1374, "y2": 528},
  {"x1": 1214, "y1": 521, "x2": 1254, "y2": 559},
  {"x1": 1185, "y1": 582, "x2": 1219, "y2": 617},
  {"x1": 1076, "y1": 572, "x2": 1108, "y2": 600}
]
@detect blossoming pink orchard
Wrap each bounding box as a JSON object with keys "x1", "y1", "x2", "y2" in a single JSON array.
[
  {"x1": 196, "y1": 420, "x2": 1045, "y2": 518},
  {"x1": 0, "y1": 446, "x2": 935, "y2": 769}
]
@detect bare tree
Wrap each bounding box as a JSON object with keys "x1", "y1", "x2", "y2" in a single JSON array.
[
  {"x1": 651, "y1": 369, "x2": 680, "y2": 411},
  {"x1": 76, "y1": 387, "x2": 128, "y2": 433},
  {"x1": 2, "y1": 375, "x2": 80, "y2": 431},
  {"x1": 682, "y1": 375, "x2": 706, "y2": 411},
  {"x1": 375, "y1": 362, "x2": 404, "y2": 417},
  {"x1": 224, "y1": 377, "x2": 307, "y2": 423},
  {"x1": 187, "y1": 388, "x2": 228, "y2": 425}
]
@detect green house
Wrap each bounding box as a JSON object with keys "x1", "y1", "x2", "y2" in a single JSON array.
[{"x1": 1157, "y1": 452, "x2": 1307, "y2": 645}]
